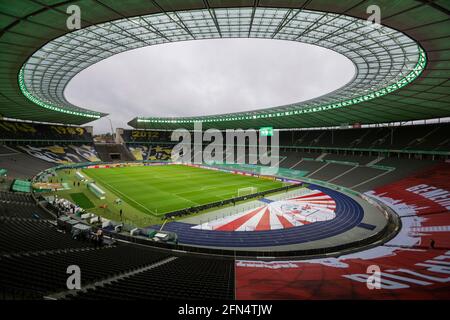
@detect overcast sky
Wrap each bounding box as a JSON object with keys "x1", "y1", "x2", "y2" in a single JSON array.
[{"x1": 64, "y1": 38, "x2": 355, "y2": 134}]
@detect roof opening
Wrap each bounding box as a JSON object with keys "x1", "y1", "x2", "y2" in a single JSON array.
[{"x1": 65, "y1": 38, "x2": 355, "y2": 129}]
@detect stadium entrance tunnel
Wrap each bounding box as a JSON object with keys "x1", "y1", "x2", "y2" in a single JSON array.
[{"x1": 64, "y1": 39, "x2": 355, "y2": 118}]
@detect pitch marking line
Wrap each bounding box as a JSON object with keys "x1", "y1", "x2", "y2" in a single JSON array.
[
  {"x1": 85, "y1": 172, "x2": 157, "y2": 216},
  {"x1": 169, "y1": 192, "x2": 200, "y2": 207}
]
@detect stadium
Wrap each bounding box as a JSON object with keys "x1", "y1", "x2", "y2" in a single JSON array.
[{"x1": 0, "y1": 0, "x2": 449, "y2": 304}]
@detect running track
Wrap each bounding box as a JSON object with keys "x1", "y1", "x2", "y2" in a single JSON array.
[{"x1": 157, "y1": 185, "x2": 364, "y2": 247}]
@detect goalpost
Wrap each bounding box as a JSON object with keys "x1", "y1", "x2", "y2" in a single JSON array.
[{"x1": 237, "y1": 186, "x2": 258, "y2": 197}]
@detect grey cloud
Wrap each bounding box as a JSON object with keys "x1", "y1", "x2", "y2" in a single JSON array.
[{"x1": 64, "y1": 38, "x2": 355, "y2": 134}]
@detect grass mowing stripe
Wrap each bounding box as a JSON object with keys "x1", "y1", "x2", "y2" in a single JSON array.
[
  {"x1": 83, "y1": 169, "x2": 156, "y2": 215},
  {"x1": 84, "y1": 168, "x2": 198, "y2": 215},
  {"x1": 69, "y1": 192, "x2": 95, "y2": 209},
  {"x1": 82, "y1": 165, "x2": 284, "y2": 215}
]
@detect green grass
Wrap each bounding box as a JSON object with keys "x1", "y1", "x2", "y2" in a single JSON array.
[
  {"x1": 69, "y1": 192, "x2": 95, "y2": 209},
  {"x1": 82, "y1": 164, "x2": 284, "y2": 216}
]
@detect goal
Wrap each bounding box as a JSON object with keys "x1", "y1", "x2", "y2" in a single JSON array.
[{"x1": 238, "y1": 187, "x2": 258, "y2": 197}]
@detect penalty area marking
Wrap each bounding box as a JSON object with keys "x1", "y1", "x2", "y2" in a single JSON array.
[{"x1": 169, "y1": 191, "x2": 200, "y2": 207}]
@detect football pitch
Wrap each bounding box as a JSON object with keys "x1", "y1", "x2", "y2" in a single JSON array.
[{"x1": 82, "y1": 164, "x2": 285, "y2": 216}]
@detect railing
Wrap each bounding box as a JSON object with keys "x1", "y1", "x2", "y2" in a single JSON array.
[
  {"x1": 102, "y1": 208, "x2": 400, "y2": 258},
  {"x1": 121, "y1": 141, "x2": 450, "y2": 156}
]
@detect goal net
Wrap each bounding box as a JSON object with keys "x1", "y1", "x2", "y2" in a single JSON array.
[{"x1": 238, "y1": 187, "x2": 258, "y2": 197}]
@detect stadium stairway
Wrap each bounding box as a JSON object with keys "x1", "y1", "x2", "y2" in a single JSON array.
[
  {"x1": 0, "y1": 194, "x2": 236, "y2": 300},
  {"x1": 65, "y1": 255, "x2": 235, "y2": 300},
  {"x1": 277, "y1": 150, "x2": 444, "y2": 193},
  {"x1": 0, "y1": 244, "x2": 173, "y2": 299}
]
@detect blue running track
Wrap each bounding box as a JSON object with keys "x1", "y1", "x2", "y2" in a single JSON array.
[{"x1": 155, "y1": 184, "x2": 364, "y2": 247}]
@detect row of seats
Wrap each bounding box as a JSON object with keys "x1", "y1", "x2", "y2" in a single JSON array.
[
  {"x1": 67, "y1": 256, "x2": 235, "y2": 300},
  {"x1": 0, "y1": 244, "x2": 172, "y2": 297},
  {"x1": 321, "y1": 153, "x2": 378, "y2": 165},
  {"x1": 236, "y1": 164, "x2": 450, "y2": 299},
  {"x1": 280, "y1": 124, "x2": 450, "y2": 151},
  {"x1": 121, "y1": 145, "x2": 443, "y2": 193},
  {"x1": 16, "y1": 145, "x2": 98, "y2": 164},
  {"x1": 0, "y1": 163, "x2": 446, "y2": 300},
  {"x1": 0, "y1": 120, "x2": 92, "y2": 141},
  {"x1": 0, "y1": 191, "x2": 53, "y2": 220},
  {"x1": 0, "y1": 201, "x2": 52, "y2": 219},
  {"x1": 3, "y1": 121, "x2": 447, "y2": 152},
  {"x1": 0, "y1": 145, "x2": 101, "y2": 180},
  {"x1": 127, "y1": 144, "x2": 173, "y2": 161},
  {"x1": 0, "y1": 191, "x2": 34, "y2": 204},
  {"x1": 122, "y1": 130, "x2": 171, "y2": 143},
  {"x1": 278, "y1": 150, "x2": 439, "y2": 192},
  {"x1": 120, "y1": 124, "x2": 450, "y2": 152},
  {"x1": 0, "y1": 217, "x2": 90, "y2": 255},
  {"x1": 0, "y1": 152, "x2": 53, "y2": 179},
  {"x1": 0, "y1": 193, "x2": 236, "y2": 300}
]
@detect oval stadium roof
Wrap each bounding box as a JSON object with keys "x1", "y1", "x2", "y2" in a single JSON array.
[{"x1": 0, "y1": 1, "x2": 449, "y2": 128}]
